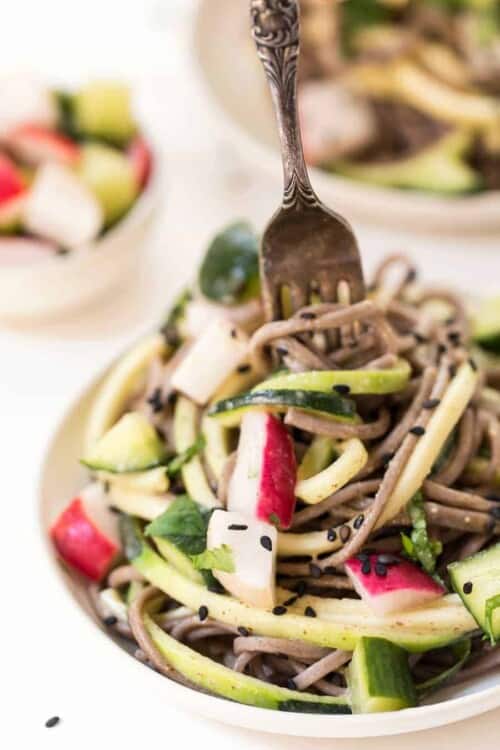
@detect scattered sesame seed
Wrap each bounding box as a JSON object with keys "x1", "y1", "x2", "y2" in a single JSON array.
[
  {"x1": 375, "y1": 562, "x2": 387, "y2": 577},
  {"x1": 353, "y1": 514, "x2": 364, "y2": 530},
  {"x1": 287, "y1": 678, "x2": 298, "y2": 690},
  {"x1": 228, "y1": 524, "x2": 248, "y2": 531},
  {"x1": 361, "y1": 559, "x2": 371, "y2": 575},
  {"x1": 167, "y1": 392, "x2": 177, "y2": 406},
  {"x1": 304, "y1": 606, "x2": 317, "y2": 618},
  {"x1": 198, "y1": 605, "x2": 209, "y2": 622},
  {"x1": 260, "y1": 535, "x2": 273, "y2": 551},
  {"x1": 103, "y1": 616, "x2": 118, "y2": 627},
  {"x1": 284, "y1": 595, "x2": 299, "y2": 607},
  {"x1": 300, "y1": 312, "x2": 316, "y2": 320},
  {"x1": 309, "y1": 563, "x2": 322, "y2": 578},
  {"x1": 237, "y1": 364, "x2": 251, "y2": 374},
  {"x1": 327, "y1": 528, "x2": 337, "y2": 542},
  {"x1": 273, "y1": 605, "x2": 287, "y2": 616},
  {"x1": 406, "y1": 269, "x2": 417, "y2": 283},
  {"x1": 381, "y1": 451, "x2": 395, "y2": 465},
  {"x1": 230, "y1": 329, "x2": 237, "y2": 338},
  {"x1": 409, "y1": 425, "x2": 426, "y2": 436},
  {"x1": 339, "y1": 525, "x2": 351, "y2": 543},
  {"x1": 45, "y1": 717, "x2": 60, "y2": 729},
  {"x1": 437, "y1": 343, "x2": 447, "y2": 355},
  {"x1": 423, "y1": 398, "x2": 440, "y2": 409},
  {"x1": 147, "y1": 387, "x2": 164, "y2": 414},
  {"x1": 333, "y1": 384, "x2": 351, "y2": 395},
  {"x1": 463, "y1": 582, "x2": 473, "y2": 594},
  {"x1": 447, "y1": 331, "x2": 461, "y2": 343},
  {"x1": 107, "y1": 505, "x2": 120, "y2": 514},
  {"x1": 294, "y1": 580, "x2": 307, "y2": 596},
  {"x1": 237, "y1": 626, "x2": 250, "y2": 637}
]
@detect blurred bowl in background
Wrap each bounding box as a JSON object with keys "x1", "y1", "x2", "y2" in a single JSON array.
[{"x1": 193, "y1": 0, "x2": 500, "y2": 236}]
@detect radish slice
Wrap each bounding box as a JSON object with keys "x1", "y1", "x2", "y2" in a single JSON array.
[
  {"x1": 345, "y1": 554, "x2": 445, "y2": 616},
  {"x1": 6, "y1": 124, "x2": 80, "y2": 167},
  {"x1": 207, "y1": 509, "x2": 277, "y2": 609},
  {"x1": 24, "y1": 162, "x2": 103, "y2": 248},
  {"x1": 228, "y1": 410, "x2": 297, "y2": 529},
  {"x1": 0, "y1": 152, "x2": 26, "y2": 204},
  {"x1": 128, "y1": 135, "x2": 152, "y2": 187},
  {"x1": 50, "y1": 483, "x2": 120, "y2": 581}
]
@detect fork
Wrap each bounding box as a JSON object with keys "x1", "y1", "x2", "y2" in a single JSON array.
[{"x1": 250, "y1": 0, "x2": 365, "y2": 322}]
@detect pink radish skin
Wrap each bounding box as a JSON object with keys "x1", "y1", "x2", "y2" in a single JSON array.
[
  {"x1": 6, "y1": 124, "x2": 80, "y2": 167},
  {"x1": 128, "y1": 136, "x2": 152, "y2": 187},
  {"x1": 345, "y1": 554, "x2": 445, "y2": 616},
  {"x1": 228, "y1": 411, "x2": 297, "y2": 529},
  {"x1": 0, "y1": 153, "x2": 25, "y2": 204},
  {"x1": 50, "y1": 484, "x2": 120, "y2": 581}
]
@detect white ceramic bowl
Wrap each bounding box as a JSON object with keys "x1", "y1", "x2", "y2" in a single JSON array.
[
  {"x1": 38, "y1": 343, "x2": 500, "y2": 739},
  {"x1": 0, "y1": 141, "x2": 161, "y2": 321},
  {"x1": 193, "y1": 0, "x2": 500, "y2": 236}
]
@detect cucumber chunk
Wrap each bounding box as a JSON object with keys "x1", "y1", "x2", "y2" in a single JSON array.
[
  {"x1": 82, "y1": 412, "x2": 167, "y2": 473},
  {"x1": 349, "y1": 637, "x2": 417, "y2": 713},
  {"x1": 448, "y1": 542, "x2": 500, "y2": 644},
  {"x1": 79, "y1": 143, "x2": 139, "y2": 226},
  {"x1": 74, "y1": 81, "x2": 136, "y2": 145},
  {"x1": 256, "y1": 359, "x2": 411, "y2": 395}
]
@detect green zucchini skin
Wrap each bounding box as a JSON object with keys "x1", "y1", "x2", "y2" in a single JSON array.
[{"x1": 208, "y1": 389, "x2": 356, "y2": 420}]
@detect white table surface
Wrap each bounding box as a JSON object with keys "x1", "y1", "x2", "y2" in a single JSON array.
[{"x1": 2, "y1": 1, "x2": 500, "y2": 746}]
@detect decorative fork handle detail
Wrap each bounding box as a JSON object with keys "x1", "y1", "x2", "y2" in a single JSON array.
[{"x1": 250, "y1": 0, "x2": 318, "y2": 209}]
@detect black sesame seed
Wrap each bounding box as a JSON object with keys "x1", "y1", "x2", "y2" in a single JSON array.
[
  {"x1": 309, "y1": 563, "x2": 322, "y2": 578},
  {"x1": 167, "y1": 392, "x2": 177, "y2": 406},
  {"x1": 490, "y1": 507, "x2": 500, "y2": 520},
  {"x1": 381, "y1": 451, "x2": 395, "y2": 466},
  {"x1": 260, "y1": 535, "x2": 273, "y2": 551},
  {"x1": 45, "y1": 716, "x2": 60, "y2": 728},
  {"x1": 304, "y1": 606, "x2": 317, "y2": 618},
  {"x1": 300, "y1": 311, "x2": 316, "y2": 320},
  {"x1": 147, "y1": 387, "x2": 164, "y2": 413},
  {"x1": 207, "y1": 581, "x2": 225, "y2": 594},
  {"x1": 423, "y1": 398, "x2": 440, "y2": 409},
  {"x1": 276, "y1": 346, "x2": 289, "y2": 356},
  {"x1": 469, "y1": 358, "x2": 477, "y2": 371},
  {"x1": 294, "y1": 580, "x2": 307, "y2": 596},
  {"x1": 107, "y1": 505, "x2": 120, "y2": 514},
  {"x1": 406, "y1": 268, "x2": 417, "y2": 283},
  {"x1": 409, "y1": 425, "x2": 426, "y2": 436},
  {"x1": 327, "y1": 528, "x2": 337, "y2": 542},
  {"x1": 463, "y1": 581, "x2": 473, "y2": 595},
  {"x1": 437, "y1": 343, "x2": 447, "y2": 355},
  {"x1": 230, "y1": 329, "x2": 237, "y2": 338},
  {"x1": 340, "y1": 525, "x2": 351, "y2": 543},
  {"x1": 287, "y1": 678, "x2": 298, "y2": 690},
  {"x1": 361, "y1": 559, "x2": 371, "y2": 575},
  {"x1": 237, "y1": 626, "x2": 250, "y2": 637},
  {"x1": 375, "y1": 562, "x2": 387, "y2": 577},
  {"x1": 273, "y1": 605, "x2": 287, "y2": 616},
  {"x1": 333, "y1": 384, "x2": 351, "y2": 395},
  {"x1": 228, "y1": 524, "x2": 248, "y2": 531},
  {"x1": 198, "y1": 605, "x2": 209, "y2": 621},
  {"x1": 237, "y1": 364, "x2": 251, "y2": 374},
  {"x1": 353, "y1": 514, "x2": 364, "y2": 530},
  {"x1": 103, "y1": 616, "x2": 118, "y2": 627},
  {"x1": 447, "y1": 331, "x2": 461, "y2": 343},
  {"x1": 283, "y1": 595, "x2": 299, "y2": 606}
]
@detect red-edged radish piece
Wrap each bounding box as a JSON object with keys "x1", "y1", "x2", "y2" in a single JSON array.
[
  {"x1": 6, "y1": 124, "x2": 80, "y2": 167},
  {"x1": 0, "y1": 152, "x2": 26, "y2": 204},
  {"x1": 128, "y1": 135, "x2": 152, "y2": 188},
  {"x1": 345, "y1": 554, "x2": 445, "y2": 616},
  {"x1": 0, "y1": 237, "x2": 57, "y2": 265},
  {"x1": 171, "y1": 319, "x2": 249, "y2": 405},
  {"x1": 207, "y1": 509, "x2": 277, "y2": 609},
  {"x1": 24, "y1": 162, "x2": 103, "y2": 248},
  {"x1": 0, "y1": 74, "x2": 57, "y2": 136},
  {"x1": 228, "y1": 411, "x2": 297, "y2": 529},
  {"x1": 50, "y1": 483, "x2": 120, "y2": 581}
]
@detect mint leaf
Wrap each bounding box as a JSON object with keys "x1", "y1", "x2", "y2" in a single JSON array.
[
  {"x1": 191, "y1": 544, "x2": 235, "y2": 573},
  {"x1": 403, "y1": 492, "x2": 443, "y2": 576},
  {"x1": 167, "y1": 435, "x2": 206, "y2": 477},
  {"x1": 401, "y1": 532, "x2": 415, "y2": 558},
  {"x1": 145, "y1": 496, "x2": 208, "y2": 555}
]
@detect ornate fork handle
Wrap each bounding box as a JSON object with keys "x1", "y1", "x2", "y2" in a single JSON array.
[{"x1": 250, "y1": 0, "x2": 317, "y2": 209}]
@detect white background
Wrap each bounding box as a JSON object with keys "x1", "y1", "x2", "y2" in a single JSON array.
[{"x1": 1, "y1": 0, "x2": 500, "y2": 747}]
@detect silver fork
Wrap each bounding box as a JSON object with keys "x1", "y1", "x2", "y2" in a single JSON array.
[{"x1": 250, "y1": 0, "x2": 365, "y2": 321}]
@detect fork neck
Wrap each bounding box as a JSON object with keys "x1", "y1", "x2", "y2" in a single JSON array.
[{"x1": 251, "y1": 0, "x2": 318, "y2": 210}]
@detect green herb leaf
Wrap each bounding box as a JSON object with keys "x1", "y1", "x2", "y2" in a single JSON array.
[
  {"x1": 199, "y1": 222, "x2": 260, "y2": 304},
  {"x1": 145, "y1": 496, "x2": 209, "y2": 555},
  {"x1": 402, "y1": 492, "x2": 443, "y2": 576},
  {"x1": 167, "y1": 435, "x2": 206, "y2": 477},
  {"x1": 191, "y1": 544, "x2": 235, "y2": 573},
  {"x1": 160, "y1": 288, "x2": 192, "y2": 347},
  {"x1": 416, "y1": 639, "x2": 471, "y2": 697}
]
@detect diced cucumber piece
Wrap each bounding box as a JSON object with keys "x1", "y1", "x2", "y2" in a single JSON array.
[
  {"x1": 79, "y1": 143, "x2": 139, "y2": 226},
  {"x1": 201, "y1": 413, "x2": 231, "y2": 481},
  {"x1": 74, "y1": 81, "x2": 136, "y2": 144},
  {"x1": 256, "y1": 359, "x2": 411, "y2": 395},
  {"x1": 98, "y1": 466, "x2": 169, "y2": 494},
  {"x1": 473, "y1": 297, "x2": 500, "y2": 354},
  {"x1": 153, "y1": 537, "x2": 204, "y2": 584},
  {"x1": 144, "y1": 614, "x2": 350, "y2": 712},
  {"x1": 349, "y1": 637, "x2": 417, "y2": 713},
  {"x1": 208, "y1": 389, "x2": 356, "y2": 428},
  {"x1": 297, "y1": 436, "x2": 336, "y2": 481},
  {"x1": 108, "y1": 487, "x2": 171, "y2": 521},
  {"x1": 448, "y1": 542, "x2": 500, "y2": 644},
  {"x1": 82, "y1": 412, "x2": 167, "y2": 473}
]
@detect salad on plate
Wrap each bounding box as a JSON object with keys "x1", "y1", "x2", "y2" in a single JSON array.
[
  {"x1": 50, "y1": 223, "x2": 500, "y2": 715},
  {"x1": 0, "y1": 75, "x2": 152, "y2": 264}
]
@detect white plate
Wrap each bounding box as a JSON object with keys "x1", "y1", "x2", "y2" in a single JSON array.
[
  {"x1": 38, "y1": 341, "x2": 500, "y2": 738},
  {"x1": 193, "y1": 0, "x2": 500, "y2": 236}
]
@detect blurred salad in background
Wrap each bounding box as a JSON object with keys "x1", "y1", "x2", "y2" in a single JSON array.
[
  {"x1": 298, "y1": 0, "x2": 500, "y2": 194},
  {"x1": 0, "y1": 75, "x2": 153, "y2": 264}
]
